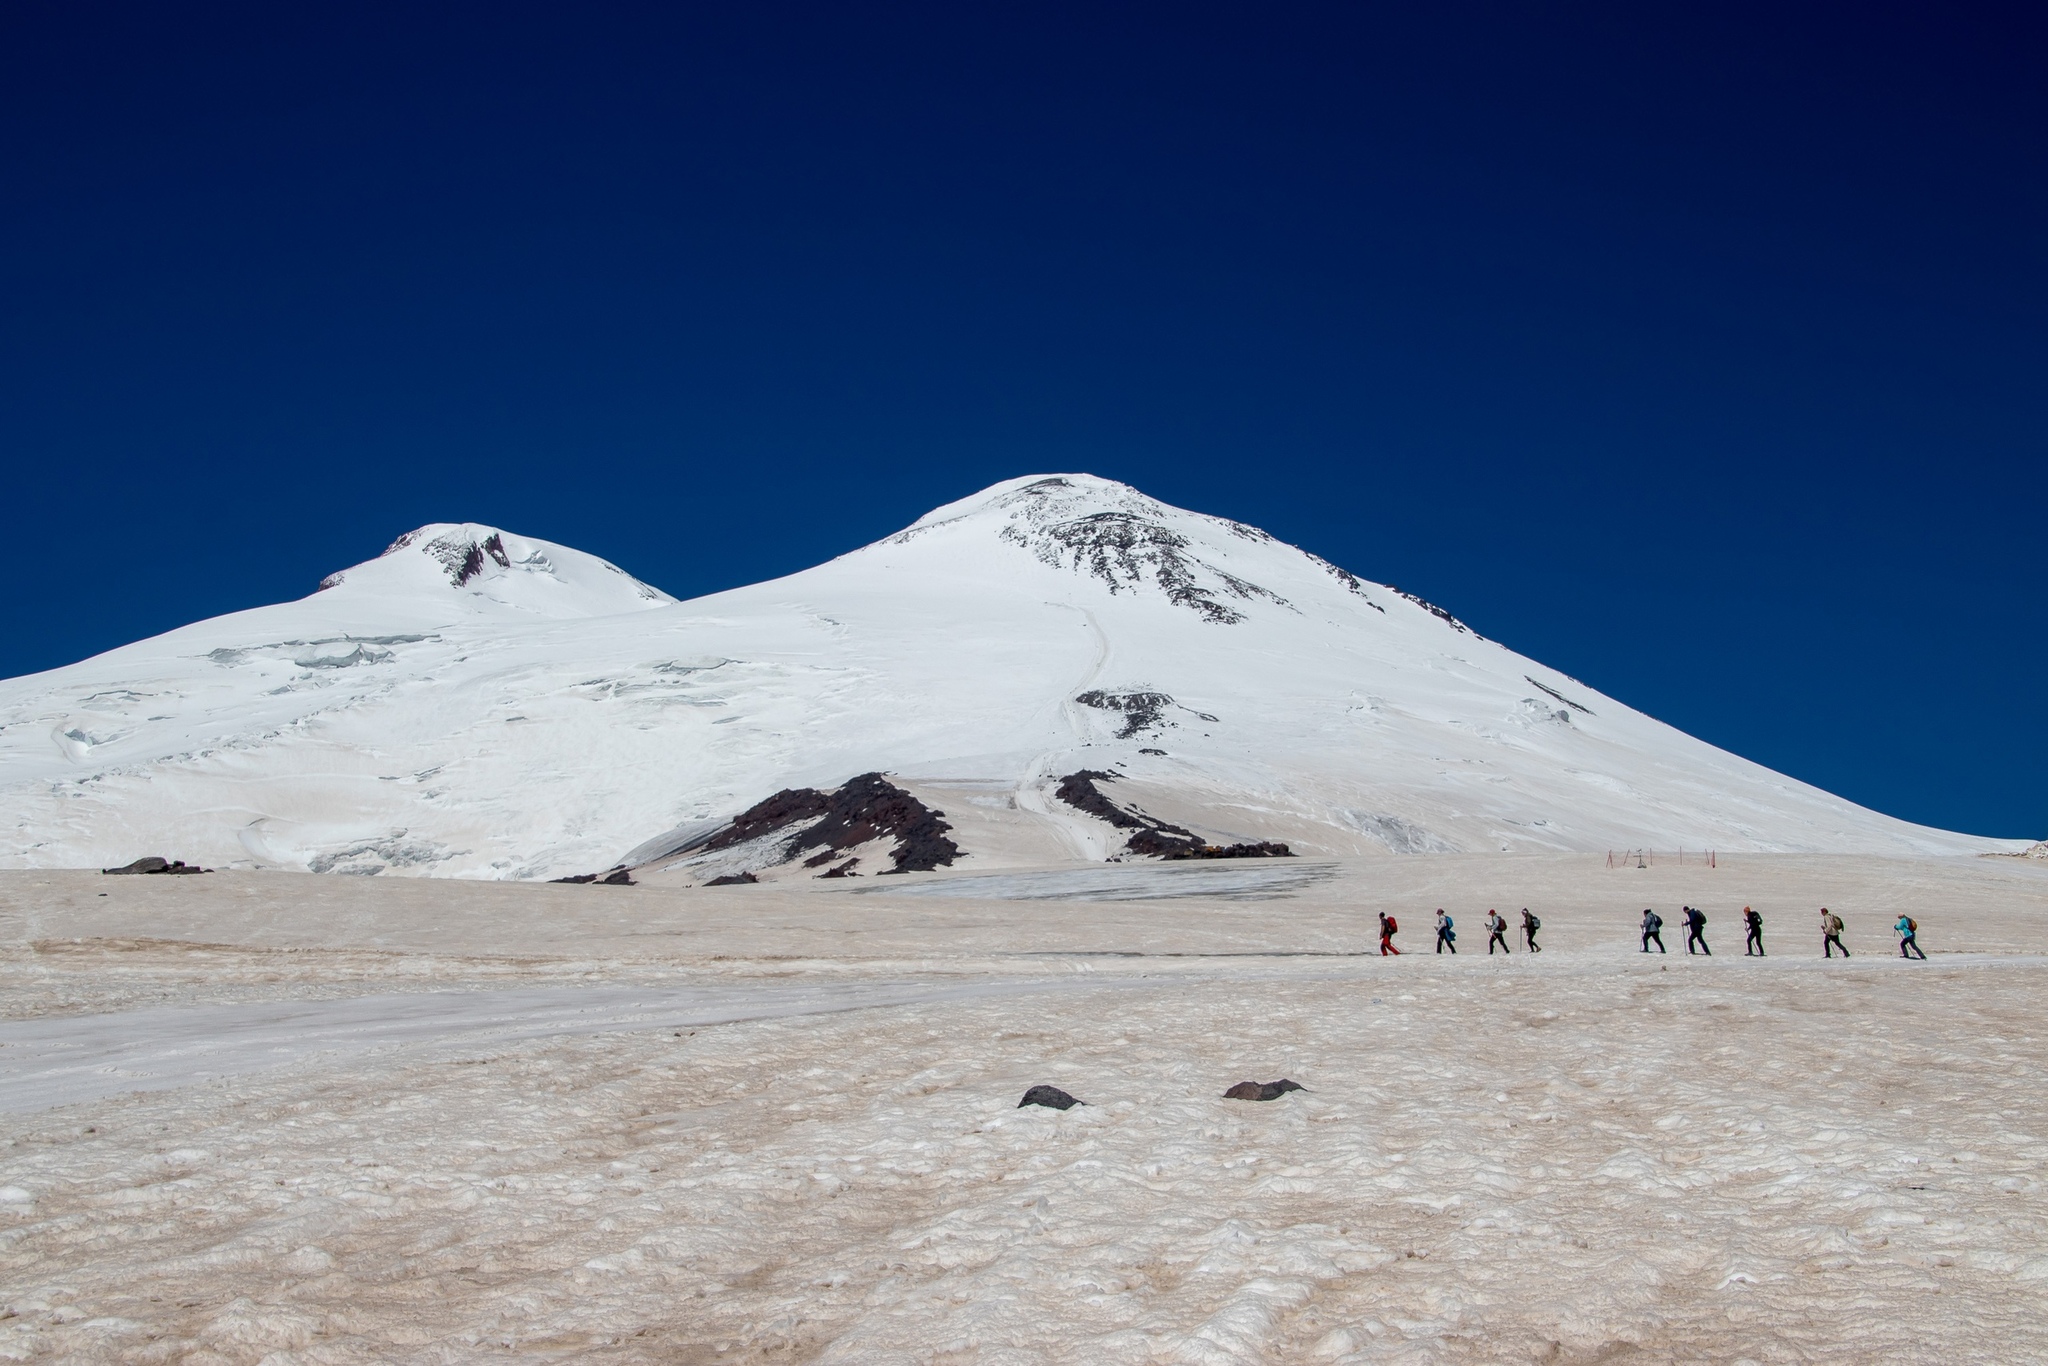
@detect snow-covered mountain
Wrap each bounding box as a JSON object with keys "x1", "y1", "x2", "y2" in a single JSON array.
[{"x1": 0, "y1": 476, "x2": 2012, "y2": 877}]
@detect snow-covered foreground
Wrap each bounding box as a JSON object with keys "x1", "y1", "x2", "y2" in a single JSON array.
[
  {"x1": 0, "y1": 979, "x2": 1129, "y2": 1117},
  {"x1": 4, "y1": 854, "x2": 2048, "y2": 1363}
]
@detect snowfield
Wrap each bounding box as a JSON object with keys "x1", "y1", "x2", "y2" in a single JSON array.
[
  {"x1": 0, "y1": 475, "x2": 2018, "y2": 880},
  {"x1": 4, "y1": 476, "x2": 2042, "y2": 1361},
  {"x1": 4, "y1": 854, "x2": 2047, "y2": 1363}
]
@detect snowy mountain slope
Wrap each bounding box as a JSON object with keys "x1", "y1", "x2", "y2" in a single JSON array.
[{"x1": 0, "y1": 477, "x2": 2014, "y2": 877}]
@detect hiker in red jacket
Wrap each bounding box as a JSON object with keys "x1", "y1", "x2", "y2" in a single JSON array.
[{"x1": 1378, "y1": 911, "x2": 1400, "y2": 955}]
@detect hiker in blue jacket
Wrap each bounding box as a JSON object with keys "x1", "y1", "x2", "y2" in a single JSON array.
[
  {"x1": 1435, "y1": 909, "x2": 1457, "y2": 954},
  {"x1": 1895, "y1": 914, "x2": 1927, "y2": 960},
  {"x1": 1640, "y1": 908, "x2": 1665, "y2": 953}
]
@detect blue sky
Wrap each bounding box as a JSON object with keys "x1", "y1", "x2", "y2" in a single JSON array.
[{"x1": 2, "y1": 3, "x2": 2040, "y2": 838}]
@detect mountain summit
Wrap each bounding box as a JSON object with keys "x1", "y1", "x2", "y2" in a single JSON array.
[{"x1": 0, "y1": 476, "x2": 2010, "y2": 877}]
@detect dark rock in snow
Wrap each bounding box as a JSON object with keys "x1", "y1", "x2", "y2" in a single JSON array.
[
  {"x1": 1139, "y1": 747, "x2": 1167, "y2": 756},
  {"x1": 434, "y1": 531, "x2": 514, "y2": 587},
  {"x1": 705, "y1": 871, "x2": 759, "y2": 886},
  {"x1": 981, "y1": 479, "x2": 1296, "y2": 625},
  {"x1": 1525, "y1": 676, "x2": 1594, "y2": 716},
  {"x1": 1390, "y1": 587, "x2": 1480, "y2": 638},
  {"x1": 784, "y1": 773, "x2": 961, "y2": 874},
  {"x1": 1222, "y1": 1079, "x2": 1306, "y2": 1102},
  {"x1": 1053, "y1": 770, "x2": 1141, "y2": 830},
  {"x1": 1075, "y1": 690, "x2": 1175, "y2": 738},
  {"x1": 1055, "y1": 771, "x2": 1293, "y2": 861},
  {"x1": 1018, "y1": 1085, "x2": 1085, "y2": 1110},
  {"x1": 102, "y1": 857, "x2": 208, "y2": 875},
  {"x1": 1310, "y1": 555, "x2": 1387, "y2": 610},
  {"x1": 550, "y1": 868, "x2": 634, "y2": 885},
  {"x1": 1167, "y1": 840, "x2": 1293, "y2": 860},
  {"x1": 702, "y1": 787, "x2": 836, "y2": 853},
  {"x1": 682, "y1": 774, "x2": 958, "y2": 875},
  {"x1": 817, "y1": 858, "x2": 860, "y2": 878}
]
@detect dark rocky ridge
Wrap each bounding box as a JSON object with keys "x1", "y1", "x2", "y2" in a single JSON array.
[
  {"x1": 700, "y1": 788, "x2": 833, "y2": 853},
  {"x1": 1053, "y1": 770, "x2": 1291, "y2": 861},
  {"x1": 1391, "y1": 587, "x2": 1478, "y2": 637},
  {"x1": 1311, "y1": 555, "x2": 1388, "y2": 611},
  {"x1": 1525, "y1": 676, "x2": 1594, "y2": 715},
  {"x1": 992, "y1": 477, "x2": 1296, "y2": 625},
  {"x1": 684, "y1": 773, "x2": 961, "y2": 877}
]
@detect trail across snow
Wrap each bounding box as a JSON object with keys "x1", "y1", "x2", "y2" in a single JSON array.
[
  {"x1": 0, "y1": 978, "x2": 1127, "y2": 1115},
  {"x1": 5, "y1": 857, "x2": 2048, "y2": 1362}
]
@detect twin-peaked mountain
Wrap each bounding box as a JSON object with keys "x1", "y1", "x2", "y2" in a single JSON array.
[{"x1": 0, "y1": 476, "x2": 2006, "y2": 879}]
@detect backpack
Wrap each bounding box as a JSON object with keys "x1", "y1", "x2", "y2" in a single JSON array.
[
  {"x1": 1384, "y1": 916, "x2": 1398, "y2": 935},
  {"x1": 1527, "y1": 914, "x2": 1540, "y2": 931},
  {"x1": 1646, "y1": 913, "x2": 1662, "y2": 932},
  {"x1": 1906, "y1": 917, "x2": 1917, "y2": 933}
]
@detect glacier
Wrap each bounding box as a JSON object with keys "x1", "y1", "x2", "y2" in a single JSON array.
[{"x1": 0, "y1": 475, "x2": 2012, "y2": 877}]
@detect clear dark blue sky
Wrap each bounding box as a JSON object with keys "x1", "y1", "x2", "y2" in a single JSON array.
[{"x1": 2, "y1": 3, "x2": 2040, "y2": 838}]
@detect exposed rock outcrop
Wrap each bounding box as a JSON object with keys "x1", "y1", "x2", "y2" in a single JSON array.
[
  {"x1": 657, "y1": 773, "x2": 961, "y2": 881},
  {"x1": 1074, "y1": 690, "x2": 1175, "y2": 738},
  {"x1": 102, "y1": 857, "x2": 209, "y2": 875},
  {"x1": 1054, "y1": 770, "x2": 1291, "y2": 861}
]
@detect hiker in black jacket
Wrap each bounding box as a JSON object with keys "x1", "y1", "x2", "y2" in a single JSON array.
[
  {"x1": 1743, "y1": 906, "x2": 1764, "y2": 956},
  {"x1": 1640, "y1": 908, "x2": 1665, "y2": 953},
  {"x1": 1521, "y1": 907, "x2": 1541, "y2": 953},
  {"x1": 1684, "y1": 906, "x2": 1710, "y2": 956}
]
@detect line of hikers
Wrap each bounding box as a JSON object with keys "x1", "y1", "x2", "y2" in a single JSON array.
[
  {"x1": 1376, "y1": 908, "x2": 1541, "y2": 955},
  {"x1": 1374, "y1": 905, "x2": 1928, "y2": 958}
]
